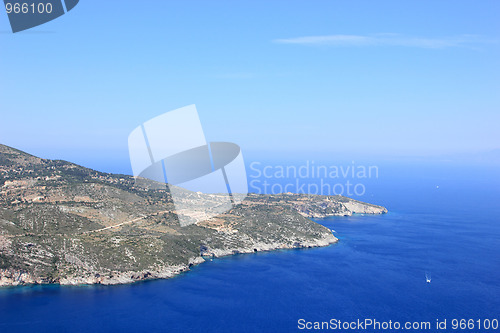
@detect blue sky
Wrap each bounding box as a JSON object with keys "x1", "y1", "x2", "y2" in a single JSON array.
[{"x1": 0, "y1": 1, "x2": 499, "y2": 173}]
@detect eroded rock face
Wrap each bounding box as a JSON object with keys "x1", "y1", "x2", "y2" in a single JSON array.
[
  {"x1": 341, "y1": 200, "x2": 388, "y2": 215},
  {"x1": 291, "y1": 195, "x2": 388, "y2": 218},
  {"x1": 0, "y1": 269, "x2": 38, "y2": 286},
  {"x1": 0, "y1": 144, "x2": 386, "y2": 286}
]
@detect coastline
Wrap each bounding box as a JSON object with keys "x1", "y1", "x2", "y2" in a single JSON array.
[
  {"x1": 0, "y1": 144, "x2": 386, "y2": 289},
  {"x1": 0, "y1": 232, "x2": 337, "y2": 287}
]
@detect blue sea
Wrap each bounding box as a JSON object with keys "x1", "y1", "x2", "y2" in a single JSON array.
[{"x1": 1, "y1": 161, "x2": 499, "y2": 332}]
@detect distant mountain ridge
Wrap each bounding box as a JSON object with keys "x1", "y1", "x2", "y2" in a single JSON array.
[{"x1": 0, "y1": 144, "x2": 386, "y2": 286}]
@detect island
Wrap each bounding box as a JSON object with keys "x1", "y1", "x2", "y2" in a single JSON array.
[{"x1": 0, "y1": 144, "x2": 387, "y2": 286}]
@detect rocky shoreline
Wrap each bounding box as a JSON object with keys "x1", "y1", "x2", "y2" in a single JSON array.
[{"x1": 0, "y1": 232, "x2": 336, "y2": 287}]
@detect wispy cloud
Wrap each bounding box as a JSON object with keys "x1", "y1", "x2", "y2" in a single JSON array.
[{"x1": 273, "y1": 33, "x2": 494, "y2": 49}]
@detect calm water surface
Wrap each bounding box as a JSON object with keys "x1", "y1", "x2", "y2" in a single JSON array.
[{"x1": 0, "y1": 163, "x2": 499, "y2": 332}]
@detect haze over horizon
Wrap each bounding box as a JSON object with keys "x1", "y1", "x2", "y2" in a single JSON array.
[{"x1": 1, "y1": 1, "x2": 498, "y2": 173}]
